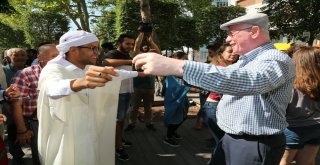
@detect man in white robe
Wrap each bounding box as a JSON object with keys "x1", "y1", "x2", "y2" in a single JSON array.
[{"x1": 37, "y1": 30, "x2": 139, "y2": 165}]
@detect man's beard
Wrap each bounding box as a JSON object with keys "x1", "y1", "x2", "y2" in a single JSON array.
[{"x1": 119, "y1": 46, "x2": 130, "y2": 54}]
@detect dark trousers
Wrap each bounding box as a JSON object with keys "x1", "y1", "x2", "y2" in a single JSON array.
[
  {"x1": 166, "y1": 119, "x2": 186, "y2": 138},
  {"x1": 209, "y1": 133, "x2": 285, "y2": 165},
  {"x1": 8, "y1": 119, "x2": 41, "y2": 165},
  {"x1": 131, "y1": 88, "x2": 154, "y2": 125}
]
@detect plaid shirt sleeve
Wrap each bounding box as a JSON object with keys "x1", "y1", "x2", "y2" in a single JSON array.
[
  {"x1": 11, "y1": 70, "x2": 29, "y2": 102},
  {"x1": 183, "y1": 51, "x2": 295, "y2": 96}
]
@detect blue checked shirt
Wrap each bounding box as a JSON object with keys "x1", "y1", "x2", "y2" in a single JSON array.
[{"x1": 183, "y1": 43, "x2": 296, "y2": 135}]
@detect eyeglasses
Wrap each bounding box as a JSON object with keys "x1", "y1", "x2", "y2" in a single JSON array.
[
  {"x1": 227, "y1": 27, "x2": 252, "y2": 38},
  {"x1": 77, "y1": 46, "x2": 100, "y2": 53}
]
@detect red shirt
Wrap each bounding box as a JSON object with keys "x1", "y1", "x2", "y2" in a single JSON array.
[
  {"x1": 208, "y1": 92, "x2": 222, "y2": 101},
  {"x1": 11, "y1": 65, "x2": 42, "y2": 117}
]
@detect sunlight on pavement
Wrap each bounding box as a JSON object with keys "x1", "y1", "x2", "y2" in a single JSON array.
[{"x1": 195, "y1": 152, "x2": 212, "y2": 159}]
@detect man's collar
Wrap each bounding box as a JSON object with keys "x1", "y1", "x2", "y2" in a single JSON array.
[
  {"x1": 240, "y1": 42, "x2": 273, "y2": 61},
  {"x1": 59, "y1": 57, "x2": 81, "y2": 72}
]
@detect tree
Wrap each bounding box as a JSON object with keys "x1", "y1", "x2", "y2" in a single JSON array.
[
  {"x1": 23, "y1": 12, "x2": 69, "y2": 47},
  {"x1": 0, "y1": 0, "x2": 27, "y2": 49},
  {"x1": 196, "y1": 6, "x2": 246, "y2": 45},
  {"x1": 0, "y1": 1, "x2": 70, "y2": 47},
  {"x1": 263, "y1": 0, "x2": 320, "y2": 45},
  {"x1": 182, "y1": 0, "x2": 212, "y2": 16},
  {"x1": 38, "y1": 0, "x2": 91, "y2": 32},
  {"x1": 2, "y1": 0, "x2": 92, "y2": 32},
  {"x1": 93, "y1": 0, "x2": 246, "y2": 51},
  {"x1": 92, "y1": 10, "x2": 117, "y2": 43},
  {"x1": 140, "y1": 0, "x2": 151, "y2": 23},
  {"x1": 0, "y1": 22, "x2": 27, "y2": 49},
  {"x1": 99, "y1": 0, "x2": 182, "y2": 50},
  {"x1": 0, "y1": 0, "x2": 15, "y2": 13},
  {"x1": 173, "y1": 17, "x2": 199, "y2": 53}
]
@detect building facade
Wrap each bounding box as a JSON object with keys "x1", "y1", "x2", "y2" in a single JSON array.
[{"x1": 212, "y1": 0, "x2": 229, "y2": 7}]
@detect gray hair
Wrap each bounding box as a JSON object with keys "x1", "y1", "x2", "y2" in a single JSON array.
[
  {"x1": 260, "y1": 27, "x2": 270, "y2": 41},
  {"x1": 6, "y1": 48, "x2": 26, "y2": 57}
]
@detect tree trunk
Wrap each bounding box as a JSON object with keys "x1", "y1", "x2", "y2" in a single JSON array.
[
  {"x1": 308, "y1": 35, "x2": 314, "y2": 46},
  {"x1": 61, "y1": 2, "x2": 82, "y2": 30},
  {"x1": 60, "y1": 0, "x2": 90, "y2": 32},
  {"x1": 76, "y1": 0, "x2": 90, "y2": 32},
  {"x1": 140, "y1": 0, "x2": 151, "y2": 23},
  {"x1": 79, "y1": 0, "x2": 90, "y2": 32}
]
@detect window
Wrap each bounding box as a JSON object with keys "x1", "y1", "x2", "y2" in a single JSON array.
[{"x1": 216, "y1": 2, "x2": 228, "y2": 7}]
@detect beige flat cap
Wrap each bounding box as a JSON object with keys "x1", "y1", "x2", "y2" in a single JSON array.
[{"x1": 220, "y1": 13, "x2": 269, "y2": 30}]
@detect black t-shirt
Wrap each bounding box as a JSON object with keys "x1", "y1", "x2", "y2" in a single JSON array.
[
  {"x1": 102, "y1": 50, "x2": 132, "y2": 60},
  {"x1": 99, "y1": 50, "x2": 132, "y2": 67}
]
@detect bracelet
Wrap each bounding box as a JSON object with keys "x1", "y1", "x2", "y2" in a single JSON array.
[{"x1": 17, "y1": 130, "x2": 28, "y2": 135}]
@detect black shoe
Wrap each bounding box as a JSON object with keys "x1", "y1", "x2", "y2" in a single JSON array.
[
  {"x1": 172, "y1": 132, "x2": 182, "y2": 139},
  {"x1": 124, "y1": 124, "x2": 135, "y2": 132},
  {"x1": 137, "y1": 116, "x2": 145, "y2": 123},
  {"x1": 116, "y1": 148, "x2": 129, "y2": 161},
  {"x1": 146, "y1": 124, "x2": 156, "y2": 131},
  {"x1": 12, "y1": 158, "x2": 25, "y2": 165},
  {"x1": 122, "y1": 138, "x2": 133, "y2": 147},
  {"x1": 163, "y1": 138, "x2": 180, "y2": 147}
]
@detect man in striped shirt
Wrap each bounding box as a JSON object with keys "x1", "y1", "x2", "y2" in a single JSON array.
[{"x1": 133, "y1": 13, "x2": 295, "y2": 165}]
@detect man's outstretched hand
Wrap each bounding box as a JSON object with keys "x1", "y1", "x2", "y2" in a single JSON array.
[
  {"x1": 71, "y1": 66, "x2": 119, "y2": 92},
  {"x1": 132, "y1": 52, "x2": 185, "y2": 76}
]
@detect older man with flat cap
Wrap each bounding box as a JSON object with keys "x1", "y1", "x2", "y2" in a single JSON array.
[
  {"x1": 37, "y1": 30, "x2": 141, "y2": 165},
  {"x1": 132, "y1": 13, "x2": 296, "y2": 165}
]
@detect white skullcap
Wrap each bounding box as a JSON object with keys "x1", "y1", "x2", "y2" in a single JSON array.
[{"x1": 56, "y1": 30, "x2": 98, "y2": 56}]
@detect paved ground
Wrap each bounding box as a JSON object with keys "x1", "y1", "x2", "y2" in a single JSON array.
[
  {"x1": 7, "y1": 94, "x2": 199, "y2": 165},
  {"x1": 116, "y1": 118, "x2": 212, "y2": 165},
  {"x1": 6, "y1": 92, "x2": 320, "y2": 165}
]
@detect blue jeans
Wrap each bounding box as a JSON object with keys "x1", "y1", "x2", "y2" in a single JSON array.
[
  {"x1": 202, "y1": 101, "x2": 218, "y2": 123},
  {"x1": 202, "y1": 101, "x2": 225, "y2": 157},
  {"x1": 196, "y1": 92, "x2": 209, "y2": 119},
  {"x1": 284, "y1": 124, "x2": 320, "y2": 149}
]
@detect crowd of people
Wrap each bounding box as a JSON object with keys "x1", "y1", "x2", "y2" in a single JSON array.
[{"x1": 0, "y1": 12, "x2": 319, "y2": 165}]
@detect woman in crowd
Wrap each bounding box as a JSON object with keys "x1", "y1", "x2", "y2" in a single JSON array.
[
  {"x1": 280, "y1": 46, "x2": 320, "y2": 165},
  {"x1": 202, "y1": 43, "x2": 238, "y2": 145},
  {"x1": 163, "y1": 51, "x2": 198, "y2": 147}
]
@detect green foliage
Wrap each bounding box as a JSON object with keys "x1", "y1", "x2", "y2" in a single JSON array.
[
  {"x1": 173, "y1": 17, "x2": 199, "y2": 49},
  {"x1": 196, "y1": 6, "x2": 246, "y2": 45},
  {"x1": 150, "y1": 1, "x2": 181, "y2": 50},
  {"x1": 115, "y1": 0, "x2": 140, "y2": 37},
  {"x1": 93, "y1": 10, "x2": 117, "y2": 43},
  {"x1": 91, "y1": 0, "x2": 115, "y2": 8},
  {"x1": 3, "y1": 0, "x2": 248, "y2": 51},
  {"x1": 22, "y1": 12, "x2": 69, "y2": 47},
  {"x1": 263, "y1": 0, "x2": 320, "y2": 45},
  {"x1": 99, "y1": 0, "x2": 182, "y2": 49},
  {"x1": 0, "y1": 22, "x2": 28, "y2": 49},
  {"x1": 7, "y1": 0, "x2": 91, "y2": 32},
  {"x1": 0, "y1": 0, "x2": 15, "y2": 13},
  {"x1": 0, "y1": 0, "x2": 69, "y2": 48},
  {"x1": 94, "y1": 0, "x2": 246, "y2": 51},
  {"x1": 182, "y1": 0, "x2": 212, "y2": 16}
]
